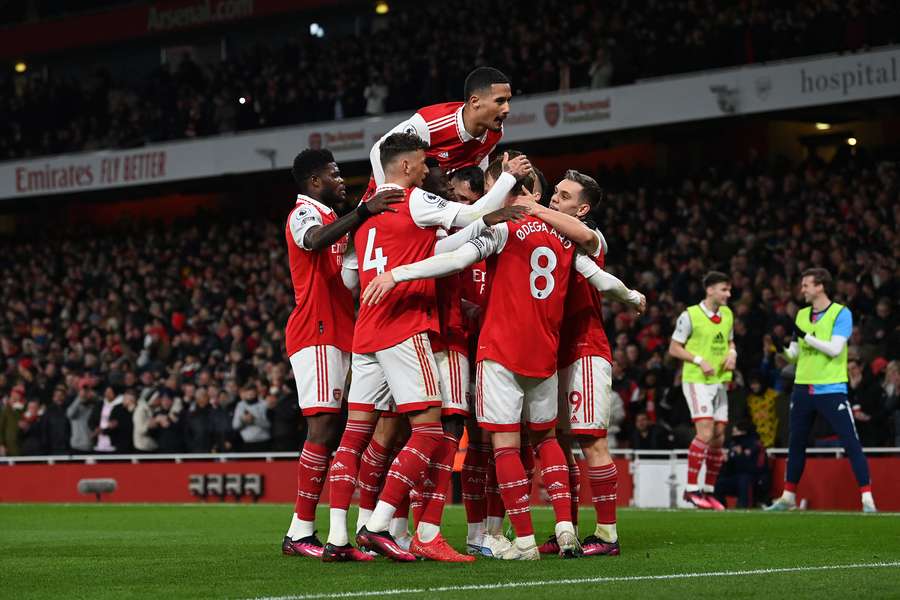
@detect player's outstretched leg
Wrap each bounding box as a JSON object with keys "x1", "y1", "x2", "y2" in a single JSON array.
[
  {"x1": 684, "y1": 419, "x2": 713, "y2": 510},
  {"x1": 766, "y1": 386, "x2": 816, "y2": 512},
  {"x1": 461, "y1": 422, "x2": 491, "y2": 555},
  {"x1": 533, "y1": 434, "x2": 580, "y2": 558},
  {"x1": 702, "y1": 421, "x2": 727, "y2": 511},
  {"x1": 283, "y1": 411, "x2": 344, "y2": 558},
  {"x1": 817, "y1": 393, "x2": 877, "y2": 512},
  {"x1": 356, "y1": 417, "x2": 402, "y2": 533},
  {"x1": 579, "y1": 436, "x2": 620, "y2": 557},
  {"x1": 491, "y1": 443, "x2": 540, "y2": 560},
  {"x1": 358, "y1": 414, "x2": 443, "y2": 562},
  {"x1": 323, "y1": 415, "x2": 377, "y2": 562},
  {"x1": 411, "y1": 418, "x2": 475, "y2": 562}
]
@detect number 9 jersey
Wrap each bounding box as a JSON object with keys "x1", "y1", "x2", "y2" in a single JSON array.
[{"x1": 475, "y1": 216, "x2": 581, "y2": 379}]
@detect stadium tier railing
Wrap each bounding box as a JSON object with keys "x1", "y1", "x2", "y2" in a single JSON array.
[{"x1": 2, "y1": 447, "x2": 898, "y2": 465}]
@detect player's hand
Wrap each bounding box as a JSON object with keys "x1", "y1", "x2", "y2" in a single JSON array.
[
  {"x1": 700, "y1": 360, "x2": 716, "y2": 377},
  {"x1": 792, "y1": 322, "x2": 808, "y2": 340},
  {"x1": 365, "y1": 188, "x2": 405, "y2": 215},
  {"x1": 631, "y1": 290, "x2": 646, "y2": 315},
  {"x1": 723, "y1": 352, "x2": 737, "y2": 371},
  {"x1": 502, "y1": 152, "x2": 533, "y2": 180},
  {"x1": 483, "y1": 205, "x2": 528, "y2": 226},
  {"x1": 361, "y1": 271, "x2": 397, "y2": 306}
]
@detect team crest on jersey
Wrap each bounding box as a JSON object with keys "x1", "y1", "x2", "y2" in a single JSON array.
[
  {"x1": 423, "y1": 192, "x2": 447, "y2": 208},
  {"x1": 332, "y1": 389, "x2": 343, "y2": 402},
  {"x1": 544, "y1": 102, "x2": 560, "y2": 127}
]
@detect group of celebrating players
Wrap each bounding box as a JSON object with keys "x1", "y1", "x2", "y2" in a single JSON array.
[{"x1": 277, "y1": 66, "x2": 703, "y2": 563}]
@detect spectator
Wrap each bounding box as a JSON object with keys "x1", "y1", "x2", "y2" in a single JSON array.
[
  {"x1": 745, "y1": 372, "x2": 779, "y2": 448},
  {"x1": 884, "y1": 361, "x2": 900, "y2": 447},
  {"x1": 231, "y1": 382, "x2": 271, "y2": 452},
  {"x1": 90, "y1": 386, "x2": 122, "y2": 453},
  {"x1": 133, "y1": 391, "x2": 160, "y2": 453},
  {"x1": 848, "y1": 358, "x2": 888, "y2": 446},
  {"x1": 268, "y1": 387, "x2": 300, "y2": 451},
  {"x1": 363, "y1": 72, "x2": 389, "y2": 116},
  {"x1": 19, "y1": 399, "x2": 44, "y2": 456},
  {"x1": 40, "y1": 385, "x2": 71, "y2": 454},
  {"x1": 588, "y1": 47, "x2": 613, "y2": 89},
  {"x1": 630, "y1": 411, "x2": 671, "y2": 450},
  {"x1": 152, "y1": 392, "x2": 185, "y2": 453},
  {"x1": 0, "y1": 385, "x2": 26, "y2": 456},
  {"x1": 713, "y1": 420, "x2": 771, "y2": 508},
  {"x1": 66, "y1": 382, "x2": 96, "y2": 453},
  {"x1": 110, "y1": 391, "x2": 136, "y2": 453},
  {"x1": 184, "y1": 388, "x2": 215, "y2": 453}
]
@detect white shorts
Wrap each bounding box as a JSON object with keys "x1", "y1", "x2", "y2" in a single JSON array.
[
  {"x1": 558, "y1": 356, "x2": 612, "y2": 438},
  {"x1": 682, "y1": 381, "x2": 728, "y2": 423},
  {"x1": 435, "y1": 349, "x2": 470, "y2": 417},
  {"x1": 475, "y1": 359, "x2": 558, "y2": 432},
  {"x1": 348, "y1": 332, "x2": 442, "y2": 414},
  {"x1": 290, "y1": 345, "x2": 350, "y2": 416}
]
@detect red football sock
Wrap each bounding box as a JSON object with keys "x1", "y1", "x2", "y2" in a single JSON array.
[
  {"x1": 293, "y1": 441, "x2": 330, "y2": 521},
  {"x1": 687, "y1": 437, "x2": 708, "y2": 487},
  {"x1": 378, "y1": 422, "x2": 443, "y2": 508},
  {"x1": 588, "y1": 462, "x2": 618, "y2": 525},
  {"x1": 568, "y1": 462, "x2": 581, "y2": 527},
  {"x1": 485, "y1": 455, "x2": 506, "y2": 520},
  {"x1": 521, "y1": 441, "x2": 536, "y2": 485},
  {"x1": 327, "y1": 419, "x2": 374, "y2": 511},
  {"x1": 493, "y1": 446, "x2": 534, "y2": 537},
  {"x1": 462, "y1": 442, "x2": 490, "y2": 524},
  {"x1": 357, "y1": 438, "x2": 390, "y2": 511},
  {"x1": 418, "y1": 433, "x2": 459, "y2": 527},
  {"x1": 704, "y1": 445, "x2": 724, "y2": 488},
  {"x1": 535, "y1": 438, "x2": 572, "y2": 524}
]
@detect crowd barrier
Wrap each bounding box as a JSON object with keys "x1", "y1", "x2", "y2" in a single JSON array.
[{"x1": 2, "y1": 449, "x2": 897, "y2": 511}]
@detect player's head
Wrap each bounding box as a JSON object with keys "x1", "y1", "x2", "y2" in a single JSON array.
[
  {"x1": 380, "y1": 132, "x2": 429, "y2": 187},
  {"x1": 421, "y1": 158, "x2": 457, "y2": 201},
  {"x1": 464, "y1": 67, "x2": 511, "y2": 132},
  {"x1": 800, "y1": 267, "x2": 832, "y2": 303},
  {"x1": 449, "y1": 166, "x2": 484, "y2": 205},
  {"x1": 533, "y1": 167, "x2": 551, "y2": 208},
  {"x1": 551, "y1": 170, "x2": 603, "y2": 220},
  {"x1": 703, "y1": 271, "x2": 732, "y2": 306},
  {"x1": 484, "y1": 150, "x2": 522, "y2": 190},
  {"x1": 292, "y1": 148, "x2": 345, "y2": 204}
]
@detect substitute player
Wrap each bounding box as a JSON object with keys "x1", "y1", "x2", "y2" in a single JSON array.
[
  {"x1": 668, "y1": 271, "x2": 736, "y2": 511},
  {"x1": 361, "y1": 185, "x2": 645, "y2": 560},
  {"x1": 280, "y1": 149, "x2": 402, "y2": 558},
  {"x1": 324, "y1": 133, "x2": 532, "y2": 562},
  {"x1": 766, "y1": 268, "x2": 877, "y2": 513}
]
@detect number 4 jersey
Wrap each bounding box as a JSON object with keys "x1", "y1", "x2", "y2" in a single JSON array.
[
  {"x1": 350, "y1": 184, "x2": 465, "y2": 354},
  {"x1": 475, "y1": 216, "x2": 602, "y2": 379}
]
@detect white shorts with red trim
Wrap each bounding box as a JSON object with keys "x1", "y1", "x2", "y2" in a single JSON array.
[
  {"x1": 557, "y1": 356, "x2": 612, "y2": 437},
  {"x1": 290, "y1": 345, "x2": 350, "y2": 417},
  {"x1": 435, "y1": 349, "x2": 470, "y2": 417},
  {"x1": 682, "y1": 381, "x2": 728, "y2": 423},
  {"x1": 348, "y1": 332, "x2": 442, "y2": 414},
  {"x1": 474, "y1": 359, "x2": 558, "y2": 432}
]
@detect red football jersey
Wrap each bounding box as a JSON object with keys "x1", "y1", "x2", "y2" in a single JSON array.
[
  {"x1": 476, "y1": 218, "x2": 577, "y2": 378},
  {"x1": 352, "y1": 187, "x2": 441, "y2": 354},
  {"x1": 429, "y1": 273, "x2": 468, "y2": 355},
  {"x1": 284, "y1": 196, "x2": 354, "y2": 356},
  {"x1": 417, "y1": 102, "x2": 503, "y2": 175},
  {"x1": 559, "y1": 244, "x2": 612, "y2": 367},
  {"x1": 366, "y1": 102, "x2": 504, "y2": 196}
]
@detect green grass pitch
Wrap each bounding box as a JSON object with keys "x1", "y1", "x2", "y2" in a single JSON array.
[{"x1": 2, "y1": 504, "x2": 899, "y2": 599}]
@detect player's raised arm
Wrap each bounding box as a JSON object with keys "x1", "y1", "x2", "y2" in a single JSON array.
[{"x1": 369, "y1": 113, "x2": 431, "y2": 186}]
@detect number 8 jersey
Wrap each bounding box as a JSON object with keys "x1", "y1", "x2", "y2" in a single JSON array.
[
  {"x1": 351, "y1": 184, "x2": 465, "y2": 354},
  {"x1": 476, "y1": 216, "x2": 581, "y2": 379}
]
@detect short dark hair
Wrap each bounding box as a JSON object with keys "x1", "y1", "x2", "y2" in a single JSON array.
[
  {"x1": 801, "y1": 267, "x2": 833, "y2": 296},
  {"x1": 450, "y1": 166, "x2": 485, "y2": 196},
  {"x1": 486, "y1": 150, "x2": 535, "y2": 195},
  {"x1": 703, "y1": 271, "x2": 731, "y2": 289},
  {"x1": 292, "y1": 148, "x2": 334, "y2": 190},
  {"x1": 380, "y1": 133, "x2": 428, "y2": 170},
  {"x1": 464, "y1": 67, "x2": 510, "y2": 100},
  {"x1": 563, "y1": 169, "x2": 604, "y2": 209}
]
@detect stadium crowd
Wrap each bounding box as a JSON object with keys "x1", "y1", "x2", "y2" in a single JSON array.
[
  {"x1": 2, "y1": 0, "x2": 898, "y2": 160},
  {"x1": 0, "y1": 149, "x2": 897, "y2": 458}
]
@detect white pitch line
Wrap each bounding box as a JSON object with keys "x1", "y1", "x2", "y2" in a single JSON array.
[{"x1": 249, "y1": 561, "x2": 900, "y2": 600}]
